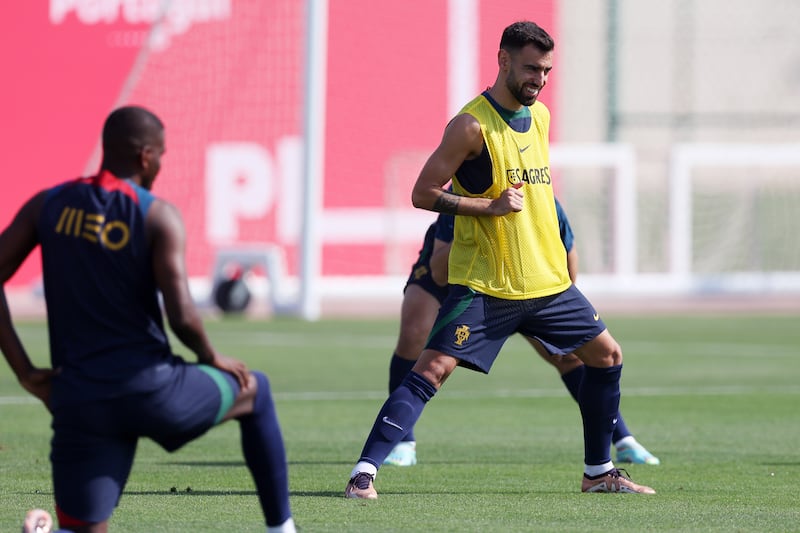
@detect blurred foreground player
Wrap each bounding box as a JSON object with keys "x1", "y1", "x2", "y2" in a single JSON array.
[{"x1": 0, "y1": 106, "x2": 295, "y2": 533}]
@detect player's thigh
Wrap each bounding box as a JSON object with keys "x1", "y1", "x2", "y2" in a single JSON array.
[
  {"x1": 126, "y1": 363, "x2": 240, "y2": 451},
  {"x1": 51, "y1": 404, "x2": 137, "y2": 524},
  {"x1": 395, "y1": 283, "x2": 443, "y2": 359},
  {"x1": 411, "y1": 349, "x2": 461, "y2": 388},
  {"x1": 176, "y1": 367, "x2": 260, "y2": 425}
]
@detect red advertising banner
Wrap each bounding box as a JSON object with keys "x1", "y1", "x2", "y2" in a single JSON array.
[{"x1": 1, "y1": 1, "x2": 556, "y2": 288}]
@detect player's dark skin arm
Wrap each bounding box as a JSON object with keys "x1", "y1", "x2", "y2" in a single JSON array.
[
  {"x1": 147, "y1": 199, "x2": 251, "y2": 389},
  {"x1": 412, "y1": 113, "x2": 524, "y2": 216},
  {"x1": 0, "y1": 192, "x2": 58, "y2": 407}
]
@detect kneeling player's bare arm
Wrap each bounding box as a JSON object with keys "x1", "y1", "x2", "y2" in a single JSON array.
[
  {"x1": 147, "y1": 199, "x2": 250, "y2": 388},
  {"x1": 0, "y1": 192, "x2": 59, "y2": 408}
]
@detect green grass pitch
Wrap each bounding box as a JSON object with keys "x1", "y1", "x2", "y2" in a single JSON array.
[{"x1": 1, "y1": 313, "x2": 799, "y2": 532}]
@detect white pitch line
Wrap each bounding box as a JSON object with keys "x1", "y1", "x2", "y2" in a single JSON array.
[
  {"x1": 271, "y1": 384, "x2": 800, "y2": 401},
  {"x1": 3, "y1": 382, "x2": 799, "y2": 407},
  {"x1": 207, "y1": 332, "x2": 799, "y2": 358},
  {"x1": 207, "y1": 331, "x2": 396, "y2": 349},
  {"x1": 0, "y1": 396, "x2": 40, "y2": 405},
  {"x1": 623, "y1": 341, "x2": 799, "y2": 358}
]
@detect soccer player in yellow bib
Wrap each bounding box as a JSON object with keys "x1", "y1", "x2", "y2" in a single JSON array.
[
  {"x1": 382, "y1": 204, "x2": 660, "y2": 468},
  {"x1": 345, "y1": 20, "x2": 655, "y2": 498}
]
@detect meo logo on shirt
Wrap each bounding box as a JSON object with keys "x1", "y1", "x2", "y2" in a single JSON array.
[{"x1": 54, "y1": 206, "x2": 131, "y2": 251}]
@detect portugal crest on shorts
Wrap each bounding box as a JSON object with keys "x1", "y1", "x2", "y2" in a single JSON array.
[{"x1": 454, "y1": 325, "x2": 470, "y2": 346}]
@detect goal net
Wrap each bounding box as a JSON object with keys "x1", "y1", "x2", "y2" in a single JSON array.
[
  {"x1": 668, "y1": 144, "x2": 800, "y2": 293},
  {"x1": 83, "y1": 0, "x2": 308, "y2": 309},
  {"x1": 544, "y1": 143, "x2": 800, "y2": 297}
]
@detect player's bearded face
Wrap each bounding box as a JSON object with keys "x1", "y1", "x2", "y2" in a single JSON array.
[
  {"x1": 505, "y1": 47, "x2": 551, "y2": 107},
  {"x1": 506, "y1": 69, "x2": 540, "y2": 106}
]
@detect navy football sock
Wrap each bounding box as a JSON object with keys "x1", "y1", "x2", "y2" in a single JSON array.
[
  {"x1": 578, "y1": 364, "x2": 622, "y2": 466},
  {"x1": 239, "y1": 371, "x2": 292, "y2": 527},
  {"x1": 612, "y1": 413, "x2": 632, "y2": 444},
  {"x1": 388, "y1": 353, "x2": 418, "y2": 441},
  {"x1": 359, "y1": 371, "x2": 436, "y2": 468},
  {"x1": 562, "y1": 365, "x2": 631, "y2": 444},
  {"x1": 560, "y1": 365, "x2": 583, "y2": 402}
]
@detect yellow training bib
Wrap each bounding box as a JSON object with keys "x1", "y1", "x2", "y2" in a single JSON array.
[{"x1": 448, "y1": 95, "x2": 571, "y2": 299}]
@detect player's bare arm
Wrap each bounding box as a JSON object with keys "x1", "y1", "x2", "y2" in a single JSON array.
[
  {"x1": 0, "y1": 192, "x2": 58, "y2": 405},
  {"x1": 147, "y1": 199, "x2": 250, "y2": 388},
  {"x1": 412, "y1": 113, "x2": 523, "y2": 217}
]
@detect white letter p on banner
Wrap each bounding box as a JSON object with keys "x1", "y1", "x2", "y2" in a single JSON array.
[{"x1": 205, "y1": 142, "x2": 274, "y2": 243}]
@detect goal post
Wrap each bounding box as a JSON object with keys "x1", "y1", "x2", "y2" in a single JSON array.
[
  {"x1": 669, "y1": 143, "x2": 800, "y2": 293},
  {"x1": 550, "y1": 143, "x2": 637, "y2": 278},
  {"x1": 297, "y1": 0, "x2": 328, "y2": 321}
]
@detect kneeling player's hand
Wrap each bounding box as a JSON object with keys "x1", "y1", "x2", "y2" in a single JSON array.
[{"x1": 212, "y1": 353, "x2": 251, "y2": 390}]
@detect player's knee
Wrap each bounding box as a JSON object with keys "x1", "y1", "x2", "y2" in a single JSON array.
[
  {"x1": 225, "y1": 372, "x2": 268, "y2": 421},
  {"x1": 251, "y1": 370, "x2": 270, "y2": 391},
  {"x1": 609, "y1": 339, "x2": 623, "y2": 365},
  {"x1": 578, "y1": 333, "x2": 622, "y2": 368},
  {"x1": 396, "y1": 328, "x2": 427, "y2": 359},
  {"x1": 599, "y1": 340, "x2": 623, "y2": 367},
  {"x1": 250, "y1": 371, "x2": 273, "y2": 414},
  {"x1": 412, "y1": 351, "x2": 456, "y2": 389}
]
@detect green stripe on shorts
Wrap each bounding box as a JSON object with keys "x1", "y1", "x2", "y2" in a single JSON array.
[
  {"x1": 197, "y1": 365, "x2": 235, "y2": 425},
  {"x1": 427, "y1": 287, "x2": 475, "y2": 342}
]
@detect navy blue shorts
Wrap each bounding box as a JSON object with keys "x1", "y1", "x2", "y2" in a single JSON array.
[
  {"x1": 426, "y1": 284, "x2": 606, "y2": 373},
  {"x1": 404, "y1": 224, "x2": 450, "y2": 305},
  {"x1": 50, "y1": 362, "x2": 238, "y2": 523},
  {"x1": 404, "y1": 268, "x2": 449, "y2": 306}
]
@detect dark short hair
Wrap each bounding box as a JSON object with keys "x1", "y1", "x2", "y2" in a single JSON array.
[
  {"x1": 102, "y1": 105, "x2": 164, "y2": 158},
  {"x1": 500, "y1": 21, "x2": 554, "y2": 53}
]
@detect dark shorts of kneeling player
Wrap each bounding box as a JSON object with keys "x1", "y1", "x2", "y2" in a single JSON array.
[{"x1": 50, "y1": 361, "x2": 239, "y2": 525}]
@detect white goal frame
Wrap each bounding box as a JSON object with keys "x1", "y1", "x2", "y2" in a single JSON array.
[
  {"x1": 243, "y1": 142, "x2": 800, "y2": 318},
  {"x1": 668, "y1": 143, "x2": 800, "y2": 293}
]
